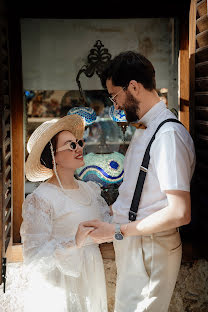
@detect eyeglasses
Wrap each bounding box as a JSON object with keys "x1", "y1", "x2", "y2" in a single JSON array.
[
  {"x1": 56, "y1": 139, "x2": 85, "y2": 152},
  {"x1": 109, "y1": 87, "x2": 126, "y2": 105}
]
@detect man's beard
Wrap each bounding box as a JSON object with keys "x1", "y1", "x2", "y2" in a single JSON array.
[{"x1": 123, "y1": 92, "x2": 140, "y2": 123}]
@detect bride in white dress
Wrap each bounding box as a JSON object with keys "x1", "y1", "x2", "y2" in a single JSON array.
[{"x1": 20, "y1": 114, "x2": 111, "y2": 312}]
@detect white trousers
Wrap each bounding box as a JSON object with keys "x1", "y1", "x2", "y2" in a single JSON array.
[{"x1": 113, "y1": 228, "x2": 182, "y2": 312}]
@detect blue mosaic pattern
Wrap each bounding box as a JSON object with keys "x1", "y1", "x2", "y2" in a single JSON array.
[
  {"x1": 67, "y1": 107, "x2": 97, "y2": 125},
  {"x1": 24, "y1": 90, "x2": 35, "y2": 101},
  {"x1": 109, "y1": 105, "x2": 127, "y2": 122},
  {"x1": 76, "y1": 152, "x2": 125, "y2": 187}
]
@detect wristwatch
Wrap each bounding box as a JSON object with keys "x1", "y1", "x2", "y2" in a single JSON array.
[{"x1": 114, "y1": 224, "x2": 124, "y2": 240}]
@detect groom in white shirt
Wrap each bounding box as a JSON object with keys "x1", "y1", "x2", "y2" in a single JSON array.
[{"x1": 82, "y1": 51, "x2": 195, "y2": 312}]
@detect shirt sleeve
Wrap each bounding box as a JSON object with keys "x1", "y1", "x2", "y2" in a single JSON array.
[
  {"x1": 151, "y1": 130, "x2": 194, "y2": 192},
  {"x1": 20, "y1": 192, "x2": 83, "y2": 277}
]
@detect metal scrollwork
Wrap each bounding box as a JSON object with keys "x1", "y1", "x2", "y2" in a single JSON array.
[
  {"x1": 76, "y1": 40, "x2": 112, "y2": 105},
  {"x1": 86, "y1": 40, "x2": 112, "y2": 78}
]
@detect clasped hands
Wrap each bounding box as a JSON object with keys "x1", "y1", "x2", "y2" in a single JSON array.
[{"x1": 75, "y1": 219, "x2": 114, "y2": 248}]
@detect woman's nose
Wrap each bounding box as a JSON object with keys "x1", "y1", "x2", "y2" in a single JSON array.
[{"x1": 76, "y1": 144, "x2": 83, "y2": 153}]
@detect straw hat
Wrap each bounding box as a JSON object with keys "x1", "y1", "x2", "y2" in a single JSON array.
[{"x1": 25, "y1": 114, "x2": 85, "y2": 182}]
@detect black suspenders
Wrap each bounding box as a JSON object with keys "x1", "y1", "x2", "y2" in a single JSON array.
[{"x1": 129, "y1": 118, "x2": 183, "y2": 222}]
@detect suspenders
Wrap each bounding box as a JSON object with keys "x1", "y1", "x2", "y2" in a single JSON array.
[{"x1": 129, "y1": 118, "x2": 183, "y2": 222}]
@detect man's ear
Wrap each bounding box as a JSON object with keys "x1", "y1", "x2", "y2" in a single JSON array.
[{"x1": 128, "y1": 80, "x2": 141, "y2": 96}]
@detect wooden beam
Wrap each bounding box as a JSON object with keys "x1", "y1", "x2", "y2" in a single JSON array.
[
  {"x1": 8, "y1": 16, "x2": 24, "y2": 243},
  {"x1": 179, "y1": 10, "x2": 190, "y2": 131},
  {"x1": 6, "y1": 243, "x2": 23, "y2": 263},
  {"x1": 6, "y1": 243, "x2": 115, "y2": 262},
  {"x1": 7, "y1": 0, "x2": 191, "y2": 19},
  {"x1": 189, "y1": 0, "x2": 197, "y2": 139}
]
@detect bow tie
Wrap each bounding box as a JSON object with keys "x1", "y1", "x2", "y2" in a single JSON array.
[
  {"x1": 117, "y1": 121, "x2": 146, "y2": 130},
  {"x1": 131, "y1": 122, "x2": 147, "y2": 129}
]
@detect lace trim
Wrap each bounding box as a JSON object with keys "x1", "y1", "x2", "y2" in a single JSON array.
[{"x1": 21, "y1": 193, "x2": 80, "y2": 277}]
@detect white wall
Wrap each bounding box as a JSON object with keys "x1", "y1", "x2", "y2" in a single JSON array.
[{"x1": 21, "y1": 18, "x2": 179, "y2": 109}]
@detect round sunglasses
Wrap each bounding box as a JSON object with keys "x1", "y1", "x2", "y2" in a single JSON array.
[{"x1": 56, "y1": 139, "x2": 85, "y2": 152}]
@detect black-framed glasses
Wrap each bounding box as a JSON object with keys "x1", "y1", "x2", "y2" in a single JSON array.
[{"x1": 56, "y1": 139, "x2": 85, "y2": 152}]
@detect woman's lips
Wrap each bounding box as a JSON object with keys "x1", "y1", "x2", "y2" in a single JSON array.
[{"x1": 75, "y1": 154, "x2": 83, "y2": 160}]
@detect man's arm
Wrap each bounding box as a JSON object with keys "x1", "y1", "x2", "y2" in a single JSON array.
[
  {"x1": 81, "y1": 190, "x2": 191, "y2": 242},
  {"x1": 121, "y1": 190, "x2": 191, "y2": 236}
]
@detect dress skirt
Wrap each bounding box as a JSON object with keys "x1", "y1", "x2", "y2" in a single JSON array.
[{"x1": 24, "y1": 244, "x2": 108, "y2": 312}]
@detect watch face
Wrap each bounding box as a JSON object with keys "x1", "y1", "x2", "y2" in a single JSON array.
[{"x1": 115, "y1": 233, "x2": 123, "y2": 240}]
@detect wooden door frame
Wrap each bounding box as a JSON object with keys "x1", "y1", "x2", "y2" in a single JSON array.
[
  {"x1": 8, "y1": 15, "x2": 24, "y2": 244},
  {"x1": 179, "y1": 9, "x2": 190, "y2": 132},
  {"x1": 8, "y1": 2, "x2": 193, "y2": 250}
]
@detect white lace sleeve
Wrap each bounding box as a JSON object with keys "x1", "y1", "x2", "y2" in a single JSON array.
[
  {"x1": 20, "y1": 193, "x2": 83, "y2": 277},
  {"x1": 87, "y1": 181, "x2": 113, "y2": 223}
]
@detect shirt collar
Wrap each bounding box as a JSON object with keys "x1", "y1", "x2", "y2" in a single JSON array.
[{"x1": 139, "y1": 100, "x2": 167, "y2": 127}]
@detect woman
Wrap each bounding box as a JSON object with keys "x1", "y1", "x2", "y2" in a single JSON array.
[{"x1": 20, "y1": 114, "x2": 111, "y2": 312}]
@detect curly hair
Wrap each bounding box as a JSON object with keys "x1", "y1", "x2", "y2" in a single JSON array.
[{"x1": 100, "y1": 51, "x2": 156, "y2": 91}]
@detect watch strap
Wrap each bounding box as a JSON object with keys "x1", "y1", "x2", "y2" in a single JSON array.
[{"x1": 115, "y1": 223, "x2": 121, "y2": 233}]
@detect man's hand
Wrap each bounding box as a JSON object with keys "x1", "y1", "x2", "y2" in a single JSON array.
[
  {"x1": 81, "y1": 219, "x2": 115, "y2": 244},
  {"x1": 75, "y1": 224, "x2": 95, "y2": 248}
]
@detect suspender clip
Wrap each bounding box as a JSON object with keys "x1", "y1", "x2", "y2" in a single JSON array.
[
  {"x1": 140, "y1": 166, "x2": 148, "y2": 173},
  {"x1": 129, "y1": 210, "x2": 137, "y2": 222}
]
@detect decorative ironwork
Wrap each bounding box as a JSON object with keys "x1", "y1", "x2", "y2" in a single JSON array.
[{"x1": 76, "y1": 40, "x2": 112, "y2": 105}]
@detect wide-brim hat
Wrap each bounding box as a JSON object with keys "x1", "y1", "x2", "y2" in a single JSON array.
[{"x1": 25, "y1": 114, "x2": 85, "y2": 182}]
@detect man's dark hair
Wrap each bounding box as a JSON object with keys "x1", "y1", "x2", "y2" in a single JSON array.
[
  {"x1": 100, "y1": 51, "x2": 156, "y2": 91},
  {"x1": 40, "y1": 134, "x2": 59, "y2": 169}
]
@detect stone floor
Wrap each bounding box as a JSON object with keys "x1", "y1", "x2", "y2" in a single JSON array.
[
  {"x1": 103, "y1": 259, "x2": 208, "y2": 312},
  {"x1": 0, "y1": 259, "x2": 207, "y2": 312}
]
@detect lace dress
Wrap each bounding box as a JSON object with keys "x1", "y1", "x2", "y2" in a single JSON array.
[{"x1": 20, "y1": 180, "x2": 112, "y2": 312}]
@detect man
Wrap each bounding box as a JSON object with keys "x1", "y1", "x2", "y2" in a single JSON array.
[{"x1": 82, "y1": 51, "x2": 195, "y2": 312}]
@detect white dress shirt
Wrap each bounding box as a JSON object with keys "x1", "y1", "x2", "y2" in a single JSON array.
[{"x1": 112, "y1": 101, "x2": 196, "y2": 224}]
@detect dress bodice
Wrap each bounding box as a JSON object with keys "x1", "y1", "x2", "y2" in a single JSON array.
[{"x1": 40, "y1": 181, "x2": 105, "y2": 244}]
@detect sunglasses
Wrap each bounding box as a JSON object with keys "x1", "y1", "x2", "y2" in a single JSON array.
[{"x1": 56, "y1": 139, "x2": 85, "y2": 152}]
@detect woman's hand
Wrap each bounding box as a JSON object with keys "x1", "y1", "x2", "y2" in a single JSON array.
[{"x1": 75, "y1": 223, "x2": 95, "y2": 248}]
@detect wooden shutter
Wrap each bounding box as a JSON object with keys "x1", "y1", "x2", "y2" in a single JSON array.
[
  {"x1": 189, "y1": 0, "x2": 208, "y2": 259},
  {"x1": 0, "y1": 18, "x2": 12, "y2": 290}
]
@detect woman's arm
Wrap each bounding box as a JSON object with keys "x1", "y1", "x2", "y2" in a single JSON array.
[{"x1": 20, "y1": 192, "x2": 84, "y2": 277}]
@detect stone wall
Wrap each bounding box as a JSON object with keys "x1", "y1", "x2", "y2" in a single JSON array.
[{"x1": 103, "y1": 259, "x2": 208, "y2": 312}]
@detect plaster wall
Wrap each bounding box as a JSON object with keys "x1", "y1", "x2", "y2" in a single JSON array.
[{"x1": 21, "y1": 18, "x2": 179, "y2": 110}]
